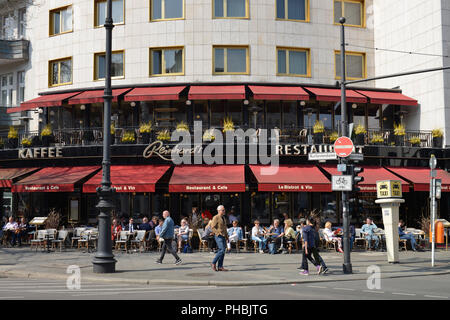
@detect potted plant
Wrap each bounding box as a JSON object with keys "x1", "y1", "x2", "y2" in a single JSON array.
[
  {"x1": 110, "y1": 123, "x2": 116, "y2": 144},
  {"x1": 21, "y1": 137, "x2": 32, "y2": 148},
  {"x1": 329, "y1": 131, "x2": 339, "y2": 143},
  {"x1": 7, "y1": 126, "x2": 18, "y2": 149},
  {"x1": 176, "y1": 121, "x2": 189, "y2": 132},
  {"x1": 394, "y1": 123, "x2": 405, "y2": 146},
  {"x1": 157, "y1": 129, "x2": 171, "y2": 142},
  {"x1": 409, "y1": 136, "x2": 421, "y2": 147},
  {"x1": 203, "y1": 129, "x2": 215, "y2": 142},
  {"x1": 370, "y1": 133, "x2": 384, "y2": 145},
  {"x1": 354, "y1": 123, "x2": 366, "y2": 145},
  {"x1": 139, "y1": 121, "x2": 153, "y2": 144},
  {"x1": 313, "y1": 120, "x2": 324, "y2": 144},
  {"x1": 0, "y1": 137, "x2": 4, "y2": 150},
  {"x1": 121, "y1": 131, "x2": 136, "y2": 144},
  {"x1": 40, "y1": 124, "x2": 53, "y2": 147},
  {"x1": 432, "y1": 128, "x2": 443, "y2": 148}
]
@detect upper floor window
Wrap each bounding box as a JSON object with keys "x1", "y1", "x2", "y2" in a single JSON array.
[
  {"x1": 50, "y1": 6, "x2": 73, "y2": 36},
  {"x1": 18, "y1": 8, "x2": 26, "y2": 38},
  {"x1": 213, "y1": 0, "x2": 249, "y2": 19},
  {"x1": 151, "y1": 0, "x2": 184, "y2": 21},
  {"x1": 213, "y1": 46, "x2": 249, "y2": 75},
  {"x1": 95, "y1": 0, "x2": 124, "y2": 27},
  {"x1": 17, "y1": 71, "x2": 25, "y2": 105},
  {"x1": 277, "y1": 47, "x2": 310, "y2": 77},
  {"x1": 334, "y1": 0, "x2": 364, "y2": 27},
  {"x1": 150, "y1": 47, "x2": 184, "y2": 76},
  {"x1": 49, "y1": 57, "x2": 72, "y2": 87},
  {"x1": 0, "y1": 11, "x2": 15, "y2": 40},
  {"x1": 276, "y1": 0, "x2": 309, "y2": 21},
  {"x1": 335, "y1": 51, "x2": 366, "y2": 79},
  {"x1": 94, "y1": 51, "x2": 125, "y2": 80},
  {"x1": 1, "y1": 73, "x2": 13, "y2": 107}
]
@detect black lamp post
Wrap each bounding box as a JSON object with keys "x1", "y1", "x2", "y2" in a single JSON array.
[{"x1": 92, "y1": 0, "x2": 117, "y2": 273}]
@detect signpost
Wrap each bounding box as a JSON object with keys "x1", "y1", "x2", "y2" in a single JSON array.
[
  {"x1": 332, "y1": 175, "x2": 353, "y2": 191},
  {"x1": 334, "y1": 136, "x2": 354, "y2": 158},
  {"x1": 430, "y1": 154, "x2": 437, "y2": 267}
]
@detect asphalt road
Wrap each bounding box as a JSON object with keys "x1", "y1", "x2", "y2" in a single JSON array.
[{"x1": 0, "y1": 274, "x2": 449, "y2": 300}]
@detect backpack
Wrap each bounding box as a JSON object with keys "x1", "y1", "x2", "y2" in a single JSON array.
[{"x1": 183, "y1": 244, "x2": 192, "y2": 253}]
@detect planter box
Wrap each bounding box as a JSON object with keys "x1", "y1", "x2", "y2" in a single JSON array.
[
  {"x1": 141, "y1": 132, "x2": 151, "y2": 144},
  {"x1": 433, "y1": 136, "x2": 443, "y2": 148},
  {"x1": 41, "y1": 135, "x2": 54, "y2": 147},
  {"x1": 354, "y1": 133, "x2": 365, "y2": 145},
  {"x1": 394, "y1": 135, "x2": 404, "y2": 146},
  {"x1": 313, "y1": 133, "x2": 324, "y2": 144},
  {"x1": 7, "y1": 138, "x2": 18, "y2": 149}
]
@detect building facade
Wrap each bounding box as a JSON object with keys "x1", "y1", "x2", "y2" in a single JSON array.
[{"x1": 0, "y1": 0, "x2": 449, "y2": 230}]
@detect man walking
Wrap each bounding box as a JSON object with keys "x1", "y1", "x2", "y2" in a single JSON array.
[
  {"x1": 211, "y1": 205, "x2": 229, "y2": 271},
  {"x1": 300, "y1": 216, "x2": 328, "y2": 275},
  {"x1": 156, "y1": 210, "x2": 182, "y2": 265}
]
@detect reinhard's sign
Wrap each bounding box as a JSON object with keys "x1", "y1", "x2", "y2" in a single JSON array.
[{"x1": 376, "y1": 180, "x2": 403, "y2": 198}]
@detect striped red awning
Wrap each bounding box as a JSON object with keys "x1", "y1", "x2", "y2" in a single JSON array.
[
  {"x1": 386, "y1": 167, "x2": 450, "y2": 192},
  {"x1": 68, "y1": 88, "x2": 132, "y2": 105},
  {"x1": 0, "y1": 168, "x2": 40, "y2": 188},
  {"x1": 8, "y1": 92, "x2": 82, "y2": 113},
  {"x1": 355, "y1": 90, "x2": 418, "y2": 106},
  {"x1": 124, "y1": 86, "x2": 186, "y2": 102},
  {"x1": 249, "y1": 86, "x2": 310, "y2": 101},
  {"x1": 188, "y1": 86, "x2": 246, "y2": 100},
  {"x1": 304, "y1": 87, "x2": 367, "y2": 103}
]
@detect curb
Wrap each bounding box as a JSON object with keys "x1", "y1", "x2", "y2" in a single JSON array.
[{"x1": 1, "y1": 269, "x2": 450, "y2": 287}]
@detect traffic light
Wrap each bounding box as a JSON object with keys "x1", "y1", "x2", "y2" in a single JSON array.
[{"x1": 346, "y1": 165, "x2": 365, "y2": 192}]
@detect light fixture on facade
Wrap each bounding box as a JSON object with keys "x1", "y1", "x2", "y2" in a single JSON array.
[
  {"x1": 352, "y1": 103, "x2": 357, "y2": 109},
  {"x1": 186, "y1": 100, "x2": 192, "y2": 106},
  {"x1": 243, "y1": 99, "x2": 249, "y2": 105},
  {"x1": 130, "y1": 102, "x2": 136, "y2": 107},
  {"x1": 49, "y1": 111, "x2": 55, "y2": 116},
  {"x1": 38, "y1": 108, "x2": 43, "y2": 114},
  {"x1": 300, "y1": 101, "x2": 306, "y2": 106},
  {"x1": 80, "y1": 104, "x2": 86, "y2": 110}
]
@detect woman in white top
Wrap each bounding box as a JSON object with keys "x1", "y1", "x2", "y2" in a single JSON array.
[
  {"x1": 177, "y1": 219, "x2": 190, "y2": 253},
  {"x1": 323, "y1": 221, "x2": 343, "y2": 253},
  {"x1": 251, "y1": 220, "x2": 268, "y2": 253}
]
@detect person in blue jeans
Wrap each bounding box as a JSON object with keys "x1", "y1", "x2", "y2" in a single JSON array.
[
  {"x1": 155, "y1": 210, "x2": 182, "y2": 265},
  {"x1": 398, "y1": 220, "x2": 418, "y2": 251},
  {"x1": 251, "y1": 220, "x2": 267, "y2": 253},
  {"x1": 210, "y1": 205, "x2": 229, "y2": 271}
]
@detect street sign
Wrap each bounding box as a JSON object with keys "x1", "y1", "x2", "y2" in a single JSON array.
[
  {"x1": 332, "y1": 175, "x2": 353, "y2": 191},
  {"x1": 334, "y1": 136, "x2": 354, "y2": 158},
  {"x1": 349, "y1": 153, "x2": 364, "y2": 161},
  {"x1": 376, "y1": 180, "x2": 403, "y2": 198},
  {"x1": 308, "y1": 152, "x2": 337, "y2": 161}
]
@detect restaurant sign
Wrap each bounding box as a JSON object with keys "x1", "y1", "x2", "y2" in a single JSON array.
[{"x1": 18, "y1": 147, "x2": 63, "y2": 159}]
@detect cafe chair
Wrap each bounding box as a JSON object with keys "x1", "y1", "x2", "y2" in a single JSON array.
[
  {"x1": 130, "y1": 230, "x2": 147, "y2": 253},
  {"x1": 52, "y1": 230, "x2": 69, "y2": 252},
  {"x1": 115, "y1": 231, "x2": 130, "y2": 253},
  {"x1": 71, "y1": 227, "x2": 86, "y2": 248},
  {"x1": 399, "y1": 238, "x2": 408, "y2": 251},
  {"x1": 30, "y1": 230, "x2": 47, "y2": 251},
  {"x1": 197, "y1": 229, "x2": 208, "y2": 252},
  {"x1": 322, "y1": 233, "x2": 338, "y2": 252}
]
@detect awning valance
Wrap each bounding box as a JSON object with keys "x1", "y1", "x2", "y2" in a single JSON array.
[
  {"x1": 355, "y1": 90, "x2": 418, "y2": 106},
  {"x1": 304, "y1": 87, "x2": 367, "y2": 103},
  {"x1": 124, "y1": 86, "x2": 186, "y2": 102},
  {"x1": 249, "y1": 85, "x2": 309, "y2": 101},
  {"x1": 83, "y1": 165, "x2": 171, "y2": 193},
  {"x1": 188, "y1": 85, "x2": 246, "y2": 100},
  {"x1": 68, "y1": 88, "x2": 132, "y2": 105},
  {"x1": 0, "y1": 168, "x2": 40, "y2": 188},
  {"x1": 8, "y1": 92, "x2": 82, "y2": 113}
]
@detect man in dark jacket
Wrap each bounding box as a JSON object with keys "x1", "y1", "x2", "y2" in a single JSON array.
[
  {"x1": 155, "y1": 211, "x2": 182, "y2": 265},
  {"x1": 300, "y1": 216, "x2": 328, "y2": 275}
]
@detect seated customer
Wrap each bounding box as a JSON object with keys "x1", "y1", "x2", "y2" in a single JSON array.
[
  {"x1": 125, "y1": 218, "x2": 136, "y2": 232},
  {"x1": 251, "y1": 220, "x2": 267, "y2": 253},
  {"x1": 361, "y1": 217, "x2": 379, "y2": 250},
  {"x1": 2, "y1": 216, "x2": 19, "y2": 246},
  {"x1": 227, "y1": 220, "x2": 243, "y2": 251},
  {"x1": 202, "y1": 219, "x2": 216, "y2": 252},
  {"x1": 177, "y1": 218, "x2": 190, "y2": 253},
  {"x1": 398, "y1": 220, "x2": 418, "y2": 251},
  {"x1": 323, "y1": 221, "x2": 344, "y2": 253},
  {"x1": 17, "y1": 217, "x2": 29, "y2": 246},
  {"x1": 282, "y1": 219, "x2": 297, "y2": 253},
  {"x1": 111, "y1": 219, "x2": 122, "y2": 241},
  {"x1": 267, "y1": 219, "x2": 284, "y2": 253},
  {"x1": 138, "y1": 217, "x2": 152, "y2": 231}
]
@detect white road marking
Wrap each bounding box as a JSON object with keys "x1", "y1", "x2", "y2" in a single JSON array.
[
  {"x1": 424, "y1": 295, "x2": 448, "y2": 299},
  {"x1": 71, "y1": 287, "x2": 222, "y2": 297},
  {"x1": 0, "y1": 296, "x2": 25, "y2": 299},
  {"x1": 333, "y1": 287, "x2": 355, "y2": 291},
  {"x1": 363, "y1": 290, "x2": 385, "y2": 294},
  {"x1": 307, "y1": 285, "x2": 327, "y2": 289},
  {"x1": 392, "y1": 292, "x2": 416, "y2": 296}
]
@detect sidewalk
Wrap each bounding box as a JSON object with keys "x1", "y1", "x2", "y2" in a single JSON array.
[{"x1": 0, "y1": 247, "x2": 449, "y2": 286}]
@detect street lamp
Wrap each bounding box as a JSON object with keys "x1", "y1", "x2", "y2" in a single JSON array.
[{"x1": 92, "y1": 0, "x2": 117, "y2": 273}]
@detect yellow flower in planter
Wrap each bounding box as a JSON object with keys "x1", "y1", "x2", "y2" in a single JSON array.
[
  {"x1": 139, "y1": 121, "x2": 152, "y2": 133},
  {"x1": 176, "y1": 121, "x2": 189, "y2": 132},
  {"x1": 7, "y1": 126, "x2": 18, "y2": 139},
  {"x1": 40, "y1": 124, "x2": 53, "y2": 137},
  {"x1": 21, "y1": 137, "x2": 32, "y2": 147},
  {"x1": 330, "y1": 131, "x2": 339, "y2": 142},
  {"x1": 370, "y1": 133, "x2": 384, "y2": 144},
  {"x1": 432, "y1": 128, "x2": 443, "y2": 138},
  {"x1": 223, "y1": 117, "x2": 235, "y2": 133},
  {"x1": 203, "y1": 129, "x2": 215, "y2": 142},
  {"x1": 313, "y1": 120, "x2": 324, "y2": 134},
  {"x1": 121, "y1": 131, "x2": 136, "y2": 143},
  {"x1": 409, "y1": 136, "x2": 421, "y2": 145},
  {"x1": 394, "y1": 123, "x2": 405, "y2": 136},
  {"x1": 111, "y1": 123, "x2": 116, "y2": 135},
  {"x1": 354, "y1": 123, "x2": 367, "y2": 135},
  {"x1": 157, "y1": 130, "x2": 171, "y2": 141}
]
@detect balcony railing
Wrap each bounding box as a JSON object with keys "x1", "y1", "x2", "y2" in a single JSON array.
[
  {"x1": 0, "y1": 39, "x2": 29, "y2": 62},
  {"x1": 0, "y1": 126, "x2": 435, "y2": 149}
]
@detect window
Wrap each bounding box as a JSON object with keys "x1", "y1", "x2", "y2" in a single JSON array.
[
  {"x1": 49, "y1": 57, "x2": 72, "y2": 86},
  {"x1": 213, "y1": 46, "x2": 249, "y2": 75},
  {"x1": 334, "y1": 0, "x2": 364, "y2": 27},
  {"x1": 94, "y1": 51, "x2": 124, "y2": 80},
  {"x1": 50, "y1": 6, "x2": 72, "y2": 36},
  {"x1": 276, "y1": 0, "x2": 308, "y2": 21},
  {"x1": 18, "y1": 8, "x2": 26, "y2": 38},
  {"x1": 95, "y1": 0, "x2": 124, "y2": 27},
  {"x1": 277, "y1": 47, "x2": 310, "y2": 77},
  {"x1": 1, "y1": 73, "x2": 14, "y2": 107},
  {"x1": 151, "y1": 0, "x2": 184, "y2": 21},
  {"x1": 1, "y1": 11, "x2": 15, "y2": 40},
  {"x1": 17, "y1": 71, "x2": 25, "y2": 105},
  {"x1": 335, "y1": 51, "x2": 365, "y2": 79},
  {"x1": 150, "y1": 47, "x2": 184, "y2": 76},
  {"x1": 213, "y1": 0, "x2": 248, "y2": 18}
]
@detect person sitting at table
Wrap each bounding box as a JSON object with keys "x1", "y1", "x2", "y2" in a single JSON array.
[
  {"x1": 226, "y1": 220, "x2": 243, "y2": 252},
  {"x1": 2, "y1": 216, "x2": 19, "y2": 246},
  {"x1": 17, "y1": 217, "x2": 30, "y2": 246},
  {"x1": 251, "y1": 220, "x2": 267, "y2": 253},
  {"x1": 202, "y1": 218, "x2": 216, "y2": 252},
  {"x1": 177, "y1": 218, "x2": 190, "y2": 253},
  {"x1": 267, "y1": 219, "x2": 284, "y2": 253},
  {"x1": 125, "y1": 218, "x2": 136, "y2": 232},
  {"x1": 111, "y1": 219, "x2": 122, "y2": 241},
  {"x1": 138, "y1": 217, "x2": 152, "y2": 231},
  {"x1": 227, "y1": 208, "x2": 238, "y2": 226},
  {"x1": 398, "y1": 219, "x2": 418, "y2": 251},
  {"x1": 323, "y1": 221, "x2": 344, "y2": 253},
  {"x1": 281, "y1": 219, "x2": 296, "y2": 253},
  {"x1": 361, "y1": 217, "x2": 379, "y2": 251},
  {"x1": 149, "y1": 216, "x2": 159, "y2": 229}
]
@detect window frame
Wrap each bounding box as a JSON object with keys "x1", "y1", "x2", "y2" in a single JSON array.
[
  {"x1": 333, "y1": 0, "x2": 365, "y2": 28},
  {"x1": 16, "y1": 70, "x2": 25, "y2": 105},
  {"x1": 149, "y1": 46, "x2": 185, "y2": 77},
  {"x1": 150, "y1": 0, "x2": 185, "y2": 22},
  {"x1": 49, "y1": 5, "x2": 73, "y2": 36},
  {"x1": 93, "y1": 50, "x2": 125, "y2": 81},
  {"x1": 212, "y1": 0, "x2": 249, "y2": 19},
  {"x1": 48, "y1": 57, "x2": 73, "y2": 87},
  {"x1": 94, "y1": 0, "x2": 125, "y2": 28},
  {"x1": 276, "y1": 46, "x2": 311, "y2": 77},
  {"x1": 1, "y1": 73, "x2": 14, "y2": 108},
  {"x1": 212, "y1": 45, "x2": 250, "y2": 75},
  {"x1": 18, "y1": 8, "x2": 26, "y2": 39},
  {"x1": 275, "y1": 0, "x2": 310, "y2": 23},
  {"x1": 334, "y1": 50, "x2": 366, "y2": 80}
]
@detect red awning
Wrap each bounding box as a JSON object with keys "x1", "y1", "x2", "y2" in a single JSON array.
[
  {"x1": 188, "y1": 86, "x2": 246, "y2": 100},
  {"x1": 169, "y1": 165, "x2": 245, "y2": 193},
  {"x1": 304, "y1": 87, "x2": 367, "y2": 103},
  {"x1": 250, "y1": 165, "x2": 331, "y2": 192},
  {"x1": 12, "y1": 166, "x2": 99, "y2": 193},
  {"x1": 249, "y1": 85, "x2": 310, "y2": 101},
  {"x1": 83, "y1": 165, "x2": 171, "y2": 193},
  {"x1": 321, "y1": 165, "x2": 409, "y2": 192},
  {"x1": 124, "y1": 86, "x2": 186, "y2": 102},
  {"x1": 68, "y1": 88, "x2": 132, "y2": 105},
  {"x1": 355, "y1": 90, "x2": 418, "y2": 106},
  {"x1": 386, "y1": 167, "x2": 450, "y2": 192},
  {"x1": 0, "y1": 168, "x2": 40, "y2": 188},
  {"x1": 8, "y1": 92, "x2": 82, "y2": 113}
]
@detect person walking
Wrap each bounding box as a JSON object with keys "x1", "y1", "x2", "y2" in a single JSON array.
[
  {"x1": 210, "y1": 205, "x2": 229, "y2": 272},
  {"x1": 155, "y1": 210, "x2": 182, "y2": 265},
  {"x1": 300, "y1": 216, "x2": 328, "y2": 275}
]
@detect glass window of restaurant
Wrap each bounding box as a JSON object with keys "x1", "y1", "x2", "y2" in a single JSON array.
[
  {"x1": 293, "y1": 192, "x2": 309, "y2": 221},
  {"x1": 352, "y1": 104, "x2": 366, "y2": 129},
  {"x1": 250, "y1": 101, "x2": 265, "y2": 129},
  {"x1": 193, "y1": 101, "x2": 208, "y2": 127},
  {"x1": 90, "y1": 104, "x2": 103, "y2": 128},
  {"x1": 251, "y1": 192, "x2": 270, "y2": 225},
  {"x1": 282, "y1": 101, "x2": 298, "y2": 129},
  {"x1": 222, "y1": 193, "x2": 242, "y2": 222},
  {"x1": 132, "y1": 194, "x2": 150, "y2": 218},
  {"x1": 321, "y1": 193, "x2": 338, "y2": 224},
  {"x1": 272, "y1": 192, "x2": 290, "y2": 220},
  {"x1": 266, "y1": 101, "x2": 281, "y2": 128},
  {"x1": 227, "y1": 101, "x2": 243, "y2": 127},
  {"x1": 367, "y1": 104, "x2": 381, "y2": 130},
  {"x1": 173, "y1": 101, "x2": 187, "y2": 125},
  {"x1": 318, "y1": 104, "x2": 333, "y2": 130},
  {"x1": 210, "y1": 100, "x2": 226, "y2": 127},
  {"x1": 180, "y1": 194, "x2": 200, "y2": 219}
]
